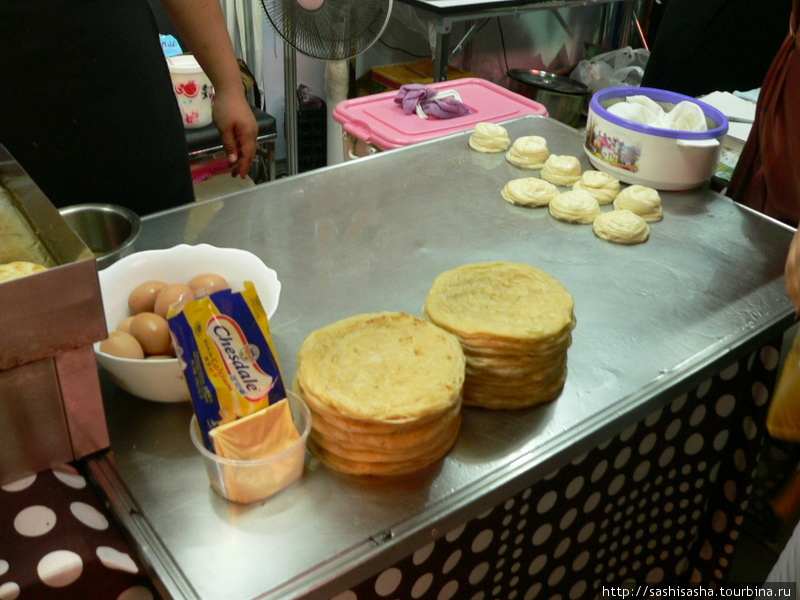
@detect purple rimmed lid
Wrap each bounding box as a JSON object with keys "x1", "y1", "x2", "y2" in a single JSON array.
[{"x1": 589, "y1": 86, "x2": 729, "y2": 140}]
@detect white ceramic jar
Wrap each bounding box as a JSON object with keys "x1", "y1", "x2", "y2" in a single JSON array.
[
  {"x1": 167, "y1": 54, "x2": 214, "y2": 129},
  {"x1": 584, "y1": 87, "x2": 729, "y2": 191}
]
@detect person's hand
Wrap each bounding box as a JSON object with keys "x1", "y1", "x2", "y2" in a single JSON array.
[
  {"x1": 212, "y1": 88, "x2": 258, "y2": 179},
  {"x1": 786, "y1": 228, "x2": 800, "y2": 312}
]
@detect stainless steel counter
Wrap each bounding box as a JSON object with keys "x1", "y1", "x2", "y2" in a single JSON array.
[{"x1": 88, "y1": 116, "x2": 796, "y2": 600}]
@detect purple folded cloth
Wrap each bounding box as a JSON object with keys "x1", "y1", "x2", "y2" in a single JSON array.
[{"x1": 393, "y1": 84, "x2": 471, "y2": 119}]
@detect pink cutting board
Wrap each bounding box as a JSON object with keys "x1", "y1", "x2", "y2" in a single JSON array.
[{"x1": 332, "y1": 77, "x2": 548, "y2": 150}]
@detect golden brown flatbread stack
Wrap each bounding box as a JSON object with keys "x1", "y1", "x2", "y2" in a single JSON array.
[
  {"x1": 423, "y1": 262, "x2": 575, "y2": 409},
  {"x1": 294, "y1": 311, "x2": 466, "y2": 475}
]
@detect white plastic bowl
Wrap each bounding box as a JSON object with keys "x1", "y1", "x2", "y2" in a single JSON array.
[
  {"x1": 584, "y1": 87, "x2": 729, "y2": 191},
  {"x1": 95, "y1": 244, "x2": 281, "y2": 402}
]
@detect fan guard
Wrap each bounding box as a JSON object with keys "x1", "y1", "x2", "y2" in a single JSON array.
[{"x1": 261, "y1": 0, "x2": 393, "y2": 60}]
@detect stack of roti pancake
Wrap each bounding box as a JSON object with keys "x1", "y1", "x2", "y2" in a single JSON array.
[
  {"x1": 423, "y1": 262, "x2": 575, "y2": 409},
  {"x1": 294, "y1": 311, "x2": 466, "y2": 475}
]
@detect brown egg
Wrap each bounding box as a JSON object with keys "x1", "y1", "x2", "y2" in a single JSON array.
[
  {"x1": 117, "y1": 315, "x2": 135, "y2": 333},
  {"x1": 187, "y1": 273, "x2": 230, "y2": 295},
  {"x1": 129, "y1": 312, "x2": 172, "y2": 355},
  {"x1": 154, "y1": 283, "x2": 194, "y2": 318},
  {"x1": 128, "y1": 280, "x2": 168, "y2": 314},
  {"x1": 99, "y1": 330, "x2": 145, "y2": 359}
]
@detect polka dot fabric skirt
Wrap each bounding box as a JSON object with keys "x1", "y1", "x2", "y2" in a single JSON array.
[
  {"x1": 0, "y1": 463, "x2": 157, "y2": 600},
  {"x1": 337, "y1": 341, "x2": 782, "y2": 599}
]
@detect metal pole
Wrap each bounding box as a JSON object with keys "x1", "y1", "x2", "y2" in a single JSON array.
[
  {"x1": 284, "y1": 41, "x2": 299, "y2": 176},
  {"x1": 617, "y1": 0, "x2": 635, "y2": 47}
]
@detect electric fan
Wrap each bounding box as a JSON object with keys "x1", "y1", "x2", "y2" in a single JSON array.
[
  {"x1": 262, "y1": 0, "x2": 392, "y2": 61},
  {"x1": 260, "y1": 0, "x2": 393, "y2": 173}
]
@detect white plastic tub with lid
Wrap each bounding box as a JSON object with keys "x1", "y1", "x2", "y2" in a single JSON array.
[{"x1": 584, "y1": 86, "x2": 729, "y2": 191}]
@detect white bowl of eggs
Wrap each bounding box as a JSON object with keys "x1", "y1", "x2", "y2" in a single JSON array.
[{"x1": 95, "y1": 244, "x2": 281, "y2": 402}]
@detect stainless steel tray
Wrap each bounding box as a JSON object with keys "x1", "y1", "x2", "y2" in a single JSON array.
[
  {"x1": 0, "y1": 145, "x2": 104, "y2": 369},
  {"x1": 89, "y1": 116, "x2": 795, "y2": 600},
  {"x1": 0, "y1": 145, "x2": 108, "y2": 484}
]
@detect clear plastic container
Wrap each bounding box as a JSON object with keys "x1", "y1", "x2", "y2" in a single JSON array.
[{"x1": 190, "y1": 391, "x2": 311, "y2": 504}]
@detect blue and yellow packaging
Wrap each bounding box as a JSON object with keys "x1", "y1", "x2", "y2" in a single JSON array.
[{"x1": 168, "y1": 282, "x2": 287, "y2": 451}]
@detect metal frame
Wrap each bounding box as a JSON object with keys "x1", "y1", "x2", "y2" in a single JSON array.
[
  {"x1": 392, "y1": 0, "x2": 636, "y2": 81},
  {"x1": 187, "y1": 132, "x2": 277, "y2": 184}
]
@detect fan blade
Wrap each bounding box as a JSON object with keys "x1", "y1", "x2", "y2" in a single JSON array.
[{"x1": 261, "y1": 0, "x2": 392, "y2": 60}]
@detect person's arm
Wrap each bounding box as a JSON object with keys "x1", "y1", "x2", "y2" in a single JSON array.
[{"x1": 161, "y1": 0, "x2": 258, "y2": 178}]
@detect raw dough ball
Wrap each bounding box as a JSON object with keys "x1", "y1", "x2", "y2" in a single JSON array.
[
  {"x1": 572, "y1": 170, "x2": 621, "y2": 205},
  {"x1": 505, "y1": 136, "x2": 550, "y2": 169},
  {"x1": 501, "y1": 177, "x2": 559, "y2": 207},
  {"x1": 592, "y1": 209, "x2": 650, "y2": 244},
  {"x1": 540, "y1": 155, "x2": 582, "y2": 186},
  {"x1": 548, "y1": 190, "x2": 601, "y2": 224},
  {"x1": 613, "y1": 184, "x2": 663, "y2": 222},
  {"x1": 469, "y1": 122, "x2": 511, "y2": 153}
]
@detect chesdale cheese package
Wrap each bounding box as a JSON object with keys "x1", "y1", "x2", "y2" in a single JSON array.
[{"x1": 168, "y1": 281, "x2": 288, "y2": 453}]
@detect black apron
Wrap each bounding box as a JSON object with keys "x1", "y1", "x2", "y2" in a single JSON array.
[
  {"x1": 0, "y1": 0, "x2": 194, "y2": 215},
  {"x1": 641, "y1": 0, "x2": 792, "y2": 97}
]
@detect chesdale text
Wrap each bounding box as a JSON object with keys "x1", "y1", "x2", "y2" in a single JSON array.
[{"x1": 601, "y1": 585, "x2": 795, "y2": 598}]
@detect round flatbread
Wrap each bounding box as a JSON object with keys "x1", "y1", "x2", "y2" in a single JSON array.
[
  {"x1": 307, "y1": 416, "x2": 461, "y2": 475},
  {"x1": 307, "y1": 402, "x2": 461, "y2": 452},
  {"x1": 0, "y1": 261, "x2": 47, "y2": 283},
  {"x1": 424, "y1": 262, "x2": 575, "y2": 409},
  {"x1": 309, "y1": 413, "x2": 461, "y2": 464},
  {"x1": 505, "y1": 136, "x2": 550, "y2": 169},
  {"x1": 592, "y1": 209, "x2": 650, "y2": 245},
  {"x1": 548, "y1": 190, "x2": 601, "y2": 224},
  {"x1": 296, "y1": 312, "x2": 465, "y2": 424},
  {"x1": 469, "y1": 122, "x2": 511, "y2": 153},
  {"x1": 572, "y1": 170, "x2": 620, "y2": 205},
  {"x1": 540, "y1": 155, "x2": 582, "y2": 186},
  {"x1": 296, "y1": 311, "x2": 466, "y2": 474},
  {"x1": 501, "y1": 177, "x2": 559, "y2": 207},
  {"x1": 424, "y1": 262, "x2": 575, "y2": 343},
  {"x1": 613, "y1": 184, "x2": 663, "y2": 222},
  {"x1": 463, "y1": 367, "x2": 568, "y2": 410}
]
